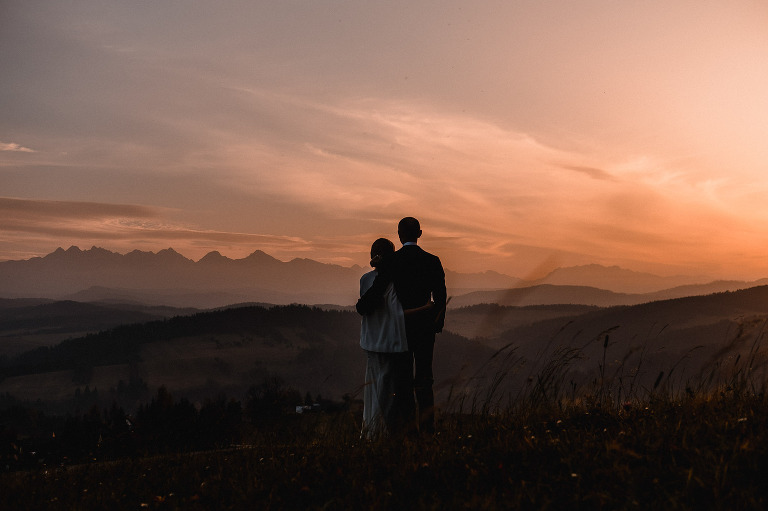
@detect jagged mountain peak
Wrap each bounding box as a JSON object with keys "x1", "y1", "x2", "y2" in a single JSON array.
[
  {"x1": 120, "y1": 247, "x2": 191, "y2": 262},
  {"x1": 198, "y1": 251, "x2": 231, "y2": 263},
  {"x1": 43, "y1": 245, "x2": 121, "y2": 261},
  {"x1": 155, "y1": 247, "x2": 190, "y2": 261},
  {"x1": 45, "y1": 246, "x2": 80, "y2": 258},
  {"x1": 241, "y1": 250, "x2": 282, "y2": 264}
]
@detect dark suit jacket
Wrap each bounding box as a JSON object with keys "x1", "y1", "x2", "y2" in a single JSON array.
[{"x1": 356, "y1": 244, "x2": 447, "y2": 334}]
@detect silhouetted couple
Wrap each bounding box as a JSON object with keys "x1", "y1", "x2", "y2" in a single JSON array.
[{"x1": 357, "y1": 217, "x2": 447, "y2": 438}]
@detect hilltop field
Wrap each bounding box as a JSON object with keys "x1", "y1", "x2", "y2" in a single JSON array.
[
  {"x1": 3, "y1": 285, "x2": 768, "y2": 508},
  {"x1": 2, "y1": 363, "x2": 767, "y2": 509}
]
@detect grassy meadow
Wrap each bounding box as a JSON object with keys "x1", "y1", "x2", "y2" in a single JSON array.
[
  {"x1": 3, "y1": 326, "x2": 768, "y2": 510},
  {"x1": 2, "y1": 395, "x2": 767, "y2": 510}
]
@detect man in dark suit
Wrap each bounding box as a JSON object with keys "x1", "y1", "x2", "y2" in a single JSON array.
[{"x1": 357, "y1": 217, "x2": 447, "y2": 433}]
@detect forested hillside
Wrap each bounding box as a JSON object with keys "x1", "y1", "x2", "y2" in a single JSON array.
[{"x1": 0, "y1": 304, "x2": 492, "y2": 414}]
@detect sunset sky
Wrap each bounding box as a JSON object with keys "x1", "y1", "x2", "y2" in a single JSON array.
[{"x1": 2, "y1": 1, "x2": 768, "y2": 280}]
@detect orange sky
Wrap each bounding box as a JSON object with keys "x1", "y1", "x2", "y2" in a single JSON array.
[{"x1": 2, "y1": 2, "x2": 768, "y2": 280}]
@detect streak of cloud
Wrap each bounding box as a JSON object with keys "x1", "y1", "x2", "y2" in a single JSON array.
[
  {"x1": 0, "y1": 142, "x2": 34, "y2": 152},
  {"x1": 561, "y1": 165, "x2": 617, "y2": 182}
]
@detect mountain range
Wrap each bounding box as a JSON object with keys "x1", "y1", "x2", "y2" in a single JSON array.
[{"x1": 1, "y1": 246, "x2": 766, "y2": 308}]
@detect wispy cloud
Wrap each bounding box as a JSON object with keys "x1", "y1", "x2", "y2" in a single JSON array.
[
  {"x1": 560, "y1": 165, "x2": 617, "y2": 182},
  {"x1": 0, "y1": 197, "x2": 157, "y2": 222},
  {"x1": 0, "y1": 142, "x2": 35, "y2": 152}
]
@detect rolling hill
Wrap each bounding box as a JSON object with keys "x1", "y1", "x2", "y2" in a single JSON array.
[
  {"x1": 2, "y1": 286, "x2": 768, "y2": 415},
  {"x1": 0, "y1": 304, "x2": 495, "y2": 413},
  {"x1": 455, "y1": 286, "x2": 768, "y2": 401},
  {"x1": 0, "y1": 298, "x2": 199, "y2": 357}
]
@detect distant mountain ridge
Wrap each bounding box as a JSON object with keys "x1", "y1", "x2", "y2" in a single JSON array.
[
  {"x1": 2, "y1": 246, "x2": 526, "y2": 307},
  {"x1": 529, "y1": 264, "x2": 704, "y2": 294},
  {"x1": 450, "y1": 279, "x2": 768, "y2": 308},
  {"x1": 0, "y1": 246, "x2": 365, "y2": 306},
  {"x1": 1, "y1": 246, "x2": 765, "y2": 308}
]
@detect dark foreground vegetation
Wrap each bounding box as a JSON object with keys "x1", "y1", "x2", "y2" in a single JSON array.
[
  {"x1": 4, "y1": 301, "x2": 768, "y2": 509},
  {"x1": 2, "y1": 384, "x2": 767, "y2": 510}
]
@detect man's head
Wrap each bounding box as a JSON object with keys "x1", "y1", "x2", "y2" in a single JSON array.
[{"x1": 398, "y1": 217, "x2": 422, "y2": 244}]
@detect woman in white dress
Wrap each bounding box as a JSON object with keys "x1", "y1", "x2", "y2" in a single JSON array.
[{"x1": 357, "y1": 238, "x2": 414, "y2": 438}]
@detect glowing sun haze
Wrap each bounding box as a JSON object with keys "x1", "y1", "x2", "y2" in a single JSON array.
[{"x1": 2, "y1": 1, "x2": 768, "y2": 280}]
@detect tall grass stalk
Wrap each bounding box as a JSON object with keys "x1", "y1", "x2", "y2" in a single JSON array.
[{"x1": 442, "y1": 318, "x2": 768, "y2": 420}]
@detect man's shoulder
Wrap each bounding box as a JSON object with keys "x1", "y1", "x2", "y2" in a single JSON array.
[
  {"x1": 395, "y1": 245, "x2": 443, "y2": 268},
  {"x1": 396, "y1": 244, "x2": 437, "y2": 257}
]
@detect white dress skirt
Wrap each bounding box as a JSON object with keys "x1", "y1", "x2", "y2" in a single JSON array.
[{"x1": 363, "y1": 350, "x2": 413, "y2": 437}]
